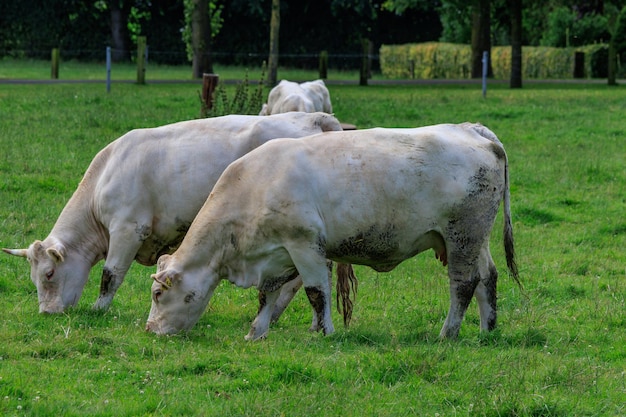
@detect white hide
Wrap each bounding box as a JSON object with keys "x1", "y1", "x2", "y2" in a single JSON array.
[
  {"x1": 259, "y1": 79, "x2": 332, "y2": 115},
  {"x1": 146, "y1": 123, "x2": 518, "y2": 341},
  {"x1": 3, "y1": 112, "x2": 342, "y2": 313}
]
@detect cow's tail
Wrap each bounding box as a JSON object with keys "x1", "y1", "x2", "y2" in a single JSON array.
[
  {"x1": 469, "y1": 122, "x2": 521, "y2": 287},
  {"x1": 503, "y1": 157, "x2": 521, "y2": 287},
  {"x1": 336, "y1": 262, "x2": 358, "y2": 327}
]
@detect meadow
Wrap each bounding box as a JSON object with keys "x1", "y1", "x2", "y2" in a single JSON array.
[{"x1": 0, "y1": 64, "x2": 625, "y2": 416}]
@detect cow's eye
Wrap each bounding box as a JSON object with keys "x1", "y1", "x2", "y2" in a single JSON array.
[
  {"x1": 153, "y1": 288, "x2": 163, "y2": 303},
  {"x1": 45, "y1": 270, "x2": 54, "y2": 280}
]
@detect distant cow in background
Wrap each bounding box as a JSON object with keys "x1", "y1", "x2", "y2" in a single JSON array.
[{"x1": 260, "y1": 79, "x2": 332, "y2": 115}]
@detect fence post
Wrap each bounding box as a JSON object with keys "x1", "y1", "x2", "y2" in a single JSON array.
[
  {"x1": 201, "y1": 73, "x2": 219, "y2": 117},
  {"x1": 482, "y1": 51, "x2": 488, "y2": 98},
  {"x1": 51, "y1": 48, "x2": 60, "y2": 79},
  {"x1": 136, "y1": 36, "x2": 147, "y2": 85},
  {"x1": 319, "y1": 50, "x2": 328, "y2": 79},
  {"x1": 106, "y1": 47, "x2": 112, "y2": 93}
]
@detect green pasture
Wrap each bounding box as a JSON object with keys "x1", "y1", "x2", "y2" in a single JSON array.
[{"x1": 0, "y1": 70, "x2": 625, "y2": 416}]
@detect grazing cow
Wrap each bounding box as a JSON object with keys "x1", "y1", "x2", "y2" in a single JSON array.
[
  {"x1": 259, "y1": 79, "x2": 332, "y2": 116},
  {"x1": 3, "y1": 112, "x2": 343, "y2": 314},
  {"x1": 146, "y1": 123, "x2": 519, "y2": 340}
]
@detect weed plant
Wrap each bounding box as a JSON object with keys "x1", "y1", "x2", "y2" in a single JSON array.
[
  {"x1": 201, "y1": 68, "x2": 266, "y2": 118},
  {"x1": 0, "y1": 75, "x2": 624, "y2": 416}
]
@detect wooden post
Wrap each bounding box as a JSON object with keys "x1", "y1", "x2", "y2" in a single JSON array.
[
  {"x1": 319, "y1": 50, "x2": 328, "y2": 79},
  {"x1": 136, "y1": 36, "x2": 146, "y2": 85},
  {"x1": 51, "y1": 48, "x2": 60, "y2": 79},
  {"x1": 201, "y1": 73, "x2": 219, "y2": 117},
  {"x1": 359, "y1": 39, "x2": 371, "y2": 86},
  {"x1": 573, "y1": 52, "x2": 585, "y2": 78}
]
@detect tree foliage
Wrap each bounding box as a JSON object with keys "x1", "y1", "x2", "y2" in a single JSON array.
[
  {"x1": 2, "y1": 0, "x2": 626, "y2": 72},
  {"x1": 541, "y1": 6, "x2": 609, "y2": 46}
]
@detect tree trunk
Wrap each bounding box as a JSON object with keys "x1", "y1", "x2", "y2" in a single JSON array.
[
  {"x1": 268, "y1": 0, "x2": 280, "y2": 86},
  {"x1": 607, "y1": 5, "x2": 618, "y2": 86},
  {"x1": 608, "y1": 35, "x2": 617, "y2": 86},
  {"x1": 510, "y1": 0, "x2": 522, "y2": 88},
  {"x1": 471, "y1": 0, "x2": 492, "y2": 78},
  {"x1": 110, "y1": 2, "x2": 129, "y2": 62},
  {"x1": 191, "y1": 0, "x2": 213, "y2": 79}
]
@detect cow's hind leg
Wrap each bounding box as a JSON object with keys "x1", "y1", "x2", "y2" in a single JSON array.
[
  {"x1": 473, "y1": 245, "x2": 499, "y2": 333},
  {"x1": 246, "y1": 289, "x2": 281, "y2": 341},
  {"x1": 439, "y1": 238, "x2": 482, "y2": 339},
  {"x1": 440, "y1": 270, "x2": 479, "y2": 339},
  {"x1": 271, "y1": 277, "x2": 303, "y2": 323}
]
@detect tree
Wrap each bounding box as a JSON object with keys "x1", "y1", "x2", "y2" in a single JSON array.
[
  {"x1": 268, "y1": 0, "x2": 280, "y2": 86},
  {"x1": 105, "y1": 1, "x2": 132, "y2": 62},
  {"x1": 510, "y1": 0, "x2": 523, "y2": 88},
  {"x1": 471, "y1": 0, "x2": 493, "y2": 78},
  {"x1": 188, "y1": 0, "x2": 213, "y2": 78},
  {"x1": 606, "y1": 3, "x2": 622, "y2": 85}
]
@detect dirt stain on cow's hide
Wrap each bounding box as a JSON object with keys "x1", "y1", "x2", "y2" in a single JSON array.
[
  {"x1": 258, "y1": 270, "x2": 299, "y2": 293},
  {"x1": 99, "y1": 267, "x2": 114, "y2": 296},
  {"x1": 304, "y1": 286, "x2": 325, "y2": 319},
  {"x1": 326, "y1": 224, "x2": 399, "y2": 265}
]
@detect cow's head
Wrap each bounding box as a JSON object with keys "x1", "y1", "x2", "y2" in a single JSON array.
[
  {"x1": 3, "y1": 238, "x2": 90, "y2": 313},
  {"x1": 145, "y1": 254, "x2": 216, "y2": 335}
]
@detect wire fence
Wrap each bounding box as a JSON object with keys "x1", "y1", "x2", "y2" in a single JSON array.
[{"x1": 1, "y1": 47, "x2": 380, "y2": 72}]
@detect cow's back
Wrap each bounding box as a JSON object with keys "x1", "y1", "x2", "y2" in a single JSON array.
[
  {"x1": 88, "y1": 112, "x2": 341, "y2": 264},
  {"x1": 207, "y1": 124, "x2": 507, "y2": 268}
]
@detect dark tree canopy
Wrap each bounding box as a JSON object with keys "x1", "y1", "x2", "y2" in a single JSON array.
[{"x1": 1, "y1": 0, "x2": 625, "y2": 72}]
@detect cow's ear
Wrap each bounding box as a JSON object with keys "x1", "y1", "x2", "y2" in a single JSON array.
[
  {"x1": 153, "y1": 270, "x2": 180, "y2": 290},
  {"x1": 46, "y1": 243, "x2": 65, "y2": 264}
]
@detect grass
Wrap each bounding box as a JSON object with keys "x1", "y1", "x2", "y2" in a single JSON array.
[{"x1": 0, "y1": 65, "x2": 625, "y2": 416}]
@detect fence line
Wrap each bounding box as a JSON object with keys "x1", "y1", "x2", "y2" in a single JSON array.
[{"x1": 1, "y1": 48, "x2": 380, "y2": 69}]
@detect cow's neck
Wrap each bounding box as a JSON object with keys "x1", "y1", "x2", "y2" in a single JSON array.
[{"x1": 49, "y1": 195, "x2": 108, "y2": 266}]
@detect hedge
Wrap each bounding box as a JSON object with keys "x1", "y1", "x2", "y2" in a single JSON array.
[{"x1": 380, "y1": 42, "x2": 610, "y2": 79}]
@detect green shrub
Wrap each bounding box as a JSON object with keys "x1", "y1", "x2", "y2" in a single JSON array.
[
  {"x1": 380, "y1": 42, "x2": 610, "y2": 80},
  {"x1": 380, "y1": 42, "x2": 471, "y2": 79}
]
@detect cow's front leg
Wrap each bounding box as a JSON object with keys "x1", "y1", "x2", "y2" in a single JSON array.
[
  {"x1": 246, "y1": 289, "x2": 281, "y2": 341},
  {"x1": 271, "y1": 260, "x2": 333, "y2": 332},
  {"x1": 93, "y1": 224, "x2": 146, "y2": 310},
  {"x1": 305, "y1": 283, "x2": 334, "y2": 336},
  {"x1": 288, "y1": 249, "x2": 335, "y2": 335}
]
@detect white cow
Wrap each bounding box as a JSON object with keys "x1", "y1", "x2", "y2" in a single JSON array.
[
  {"x1": 3, "y1": 112, "x2": 343, "y2": 314},
  {"x1": 259, "y1": 79, "x2": 332, "y2": 115},
  {"x1": 146, "y1": 123, "x2": 520, "y2": 340}
]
